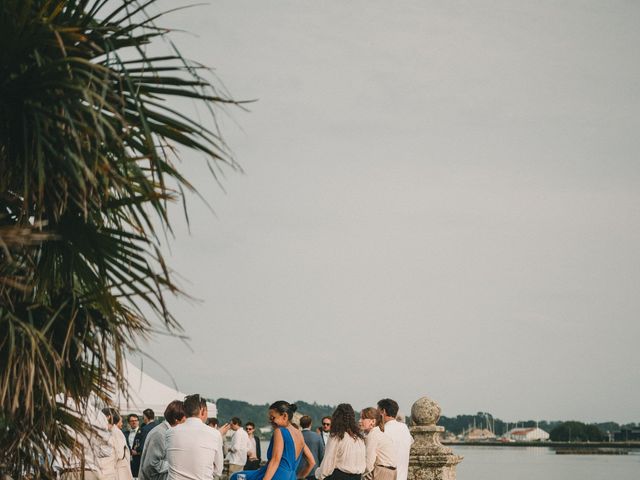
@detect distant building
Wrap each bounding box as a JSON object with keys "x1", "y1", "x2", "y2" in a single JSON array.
[
  {"x1": 503, "y1": 427, "x2": 549, "y2": 442},
  {"x1": 463, "y1": 428, "x2": 496, "y2": 441}
]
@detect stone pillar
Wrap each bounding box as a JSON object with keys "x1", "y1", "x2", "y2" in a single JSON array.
[{"x1": 408, "y1": 396, "x2": 463, "y2": 480}]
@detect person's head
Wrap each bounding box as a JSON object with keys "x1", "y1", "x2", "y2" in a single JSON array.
[
  {"x1": 142, "y1": 408, "x2": 155, "y2": 424},
  {"x1": 113, "y1": 412, "x2": 123, "y2": 429},
  {"x1": 331, "y1": 403, "x2": 362, "y2": 440},
  {"x1": 101, "y1": 407, "x2": 115, "y2": 425},
  {"x1": 207, "y1": 417, "x2": 219, "y2": 428},
  {"x1": 321, "y1": 416, "x2": 332, "y2": 432},
  {"x1": 268, "y1": 400, "x2": 297, "y2": 428},
  {"x1": 360, "y1": 407, "x2": 382, "y2": 433},
  {"x1": 164, "y1": 400, "x2": 186, "y2": 427},
  {"x1": 246, "y1": 422, "x2": 256, "y2": 436},
  {"x1": 230, "y1": 417, "x2": 242, "y2": 430},
  {"x1": 184, "y1": 394, "x2": 208, "y2": 420},
  {"x1": 127, "y1": 414, "x2": 139, "y2": 430},
  {"x1": 377, "y1": 398, "x2": 399, "y2": 420},
  {"x1": 300, "y1": 415, "x2": 312, "y2": 430}
]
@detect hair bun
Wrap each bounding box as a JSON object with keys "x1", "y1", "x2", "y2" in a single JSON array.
[{"x1": 289, "y1": 403, "x2": 298, "y2": 414}]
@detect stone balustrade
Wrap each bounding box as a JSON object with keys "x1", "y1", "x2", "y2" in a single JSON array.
[{"x1": 408, "y1": 396, "x2": 463, "y2": 480}]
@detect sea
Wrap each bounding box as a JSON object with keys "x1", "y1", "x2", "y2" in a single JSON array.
[
  {"x1": 453, "y1": 445, "x2": 640, "y2": 480},
  {"x1": 259, "y1": 441, "x2": 639, "y2": 479}
]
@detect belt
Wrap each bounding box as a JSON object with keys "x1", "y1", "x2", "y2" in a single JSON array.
[{"x1": 377, "y1": 465, "x2": 396, "y2": 470}]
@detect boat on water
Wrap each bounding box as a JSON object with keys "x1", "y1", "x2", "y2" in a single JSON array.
[{"x1": 555, "y1": 448, "x2": 629, "y2": 455}]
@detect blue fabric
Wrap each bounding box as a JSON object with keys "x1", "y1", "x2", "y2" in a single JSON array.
[{"x1": 231, "y1": 427, "x2": 302, "y2": 480}]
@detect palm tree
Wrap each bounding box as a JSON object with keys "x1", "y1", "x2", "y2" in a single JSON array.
[{"x1": 0, "y1": 1, "x2": 239, "y2": 477}]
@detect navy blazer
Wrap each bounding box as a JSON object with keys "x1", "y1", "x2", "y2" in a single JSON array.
[{"x1": 298, "y1": 429, "x2": 324, "y2": 478}]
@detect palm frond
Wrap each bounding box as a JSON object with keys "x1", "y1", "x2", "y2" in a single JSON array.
[{"x1": 0, "y1": 1, "x2": 240, "y2": 477}]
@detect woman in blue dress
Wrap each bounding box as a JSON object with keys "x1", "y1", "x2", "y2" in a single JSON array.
[{"x1": 231, "y1": 401, "x2": 315, "y2": 480}]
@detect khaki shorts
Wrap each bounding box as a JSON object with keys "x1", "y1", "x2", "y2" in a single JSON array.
[{"x1": 371, "y1": 465, "x2": 397, "y2": 480}]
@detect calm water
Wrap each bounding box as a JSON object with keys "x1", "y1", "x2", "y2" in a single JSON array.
[
  {"x1": 453, "y1": 446, "x2": 640, "y2": 480},
  {"x1": 259, "y1": 441, "x2": 639, "y2": 479}
]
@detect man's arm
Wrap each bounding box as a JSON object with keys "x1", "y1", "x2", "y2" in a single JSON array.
[
  {"x1": 142, "y1": 431, "x2": 167, "y2": 476},
  {"x1": 317, "y1": 435, "x2": 324, "y2": 463},
  {"x1": 213, "y1": 433, "x2": 224, "y2": 476},
  {"x1": 237, "y1": 430, "x2": 249, "y2": 457},
  {"x1": 256, "y1": 436, "x2": 262, "y2": 460}
]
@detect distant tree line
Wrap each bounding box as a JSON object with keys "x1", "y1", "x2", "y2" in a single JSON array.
[
  {"x1": 437, "y1": 411, "x2": 638, "y2": 438},
  {"x1": 212, "y1": 398, "x2": 335, "y2": 435},
  {"x1": 549, "y1": 421, "x2": 605, "y2": 441}
]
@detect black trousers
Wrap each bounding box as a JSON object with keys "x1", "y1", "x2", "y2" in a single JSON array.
[
  {"x1": 327, "y1": 470, "x2": 362, "y2": 480},
  {"x1": 244, "y1": 459, "x2": 261, "y2": 470}
]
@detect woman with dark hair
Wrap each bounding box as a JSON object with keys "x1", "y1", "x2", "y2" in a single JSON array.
[
  {"x1": 359, "y1": 408, "x2": 396, "y2": 480},
  {"x1": 230, "y1": 400, "x2": 315, "y2": 480},
  {"x1": 315, "y1": 404, "x2": 366, "y2": 480}
]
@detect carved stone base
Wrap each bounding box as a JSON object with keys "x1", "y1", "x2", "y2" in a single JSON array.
[{"x1": 408, "y1": 398, "x2": 463, "y2": 480}]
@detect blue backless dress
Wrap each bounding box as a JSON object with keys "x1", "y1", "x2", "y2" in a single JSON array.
[{"x1": 231, "y1": 427, "x2": 303, "y2": 480}]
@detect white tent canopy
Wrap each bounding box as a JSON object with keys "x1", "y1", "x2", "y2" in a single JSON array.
[{"x1": 114, "y1": 360, "x2": 216, "y2": 417}]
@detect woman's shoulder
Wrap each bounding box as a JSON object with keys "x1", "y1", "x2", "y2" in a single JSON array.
[{"x1": 332, "y1": 433, "x2": 364, "y2": 443}]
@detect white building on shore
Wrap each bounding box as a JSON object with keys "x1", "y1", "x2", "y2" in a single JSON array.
[{"x1": 503, "y1": 427, "x2": 550, "y2": 441}]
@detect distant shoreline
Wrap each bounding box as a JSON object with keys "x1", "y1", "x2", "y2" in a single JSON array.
[{"x1": 444, "y1": 441, "x2": 640, "y2": 449}]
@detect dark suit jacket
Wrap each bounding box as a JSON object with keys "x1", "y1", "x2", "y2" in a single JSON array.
[
  {"x1": 318, "y1": 430, "x2": 330, "y2": 447},
  {"x1": 298, "y1": 429, "x2": 324, "y2": 479},
  {"x1": 138, "y1": 420, "x2": 159, "y2": 453},
  {"x1": 128, "y1": 428, "x2": 142, "y2": 477},
  {"x1": 131, "y1": 421, "x2": 158, "y2": 476},
  {"x1": 124, "y1": 427, "x2": 138, "y2": 450}
]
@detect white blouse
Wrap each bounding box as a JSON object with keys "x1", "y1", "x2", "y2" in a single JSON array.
[
  {"x1": 364, "y1": 427, "x2": 396, "y2": 475},
  {"x1": 315, "y1": 435, "x2": 366, "y2": 479}
]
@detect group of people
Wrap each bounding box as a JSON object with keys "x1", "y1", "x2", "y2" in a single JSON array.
[
  {"x1": 58, "y1": 396, "x2": 412, "y2": 480},
  {"x1": 230, "y1": 398, "x2": 413, "y2": 480}
]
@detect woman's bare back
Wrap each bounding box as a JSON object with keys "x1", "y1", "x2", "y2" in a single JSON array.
[{"x1": 287, "y1": 426, "x2": 306, "y2": 458}]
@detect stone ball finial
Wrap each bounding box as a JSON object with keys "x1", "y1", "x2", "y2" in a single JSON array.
[{"x1": 411, "y1": 396, "x2": 441, "y2": 426}]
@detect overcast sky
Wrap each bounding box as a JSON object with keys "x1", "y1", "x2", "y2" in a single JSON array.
[{"x1": 132, "y1": 0, "x2": 640, "y2": 424}]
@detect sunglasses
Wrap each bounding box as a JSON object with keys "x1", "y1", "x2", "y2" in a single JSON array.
[{"x1": 322, "y1": 423, "x2": 331, "y2": 426}]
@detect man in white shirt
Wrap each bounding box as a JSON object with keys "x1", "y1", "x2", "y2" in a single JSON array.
[
  {"x1": 377, "y1": 399, "x2": 413, "y2": 480},
  {"x1": 166, "y1": 394, "x2": 224, "y2": 480},
  {"x1": 139, "y1": 400, "x2": 186, "y2": 480},
  {"x1": 226, "y1": 417, "x2": 250, "y2": 474}
]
